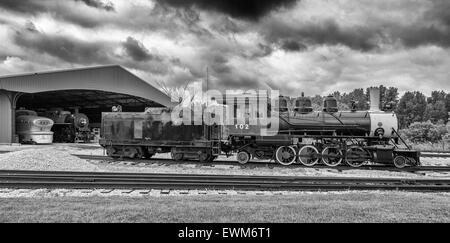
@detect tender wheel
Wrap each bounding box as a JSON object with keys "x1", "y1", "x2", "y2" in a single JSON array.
[
  {"x1": 171, "y1": 149, "x2": 184, "y2": 161},
  {"x1": 142, "y1": 147, "x2": 155, "y2": 159},
  {"x1": 275, "y1": 146, "x2": 296, "y2": 166},
  {"x1": 171, "y1": 152, "x2": 184, "y2": 161},
  {"x1": 298, "y1": 145, "x2": 319, "y2": 166},
  {"x1": 106, "y1": 146, "x2": 117, "y2": 157},
  {"x1": 199, "y1": 152, "x2": 211, "y2": 163},
  {"x1": 236, "y1": 151, "x2": 251, "y2": 164},
  {"x1": 322, "y1": 147, "x2": 343, "y2": 167},
  {"x1": 123, "y1": 146, "x2": 139, "y2": 159},
  {"x1": 345, "y1": 147, "x2": 369, "y2": 167},
  {"x1": 393, "y1": 155, "x2": 407, "y2": 168}
]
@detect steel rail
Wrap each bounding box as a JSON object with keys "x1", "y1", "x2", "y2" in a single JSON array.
[
  {"x1": 420, "y1": 153, "x2": 450, "y2": 158},
  {"x1": 73, "y1": 154, "x2": 450, "y2": 172},
  {"x1": 418, "y1": 150, "x2": 450, "y2": 153},
  {"x1": 0, "y1": 170, "x2": 449, "y2": 191}
]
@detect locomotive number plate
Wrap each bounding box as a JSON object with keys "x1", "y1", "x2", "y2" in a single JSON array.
[{"x1": 235, "y1": 124, "x2": 249, "y2": 130}]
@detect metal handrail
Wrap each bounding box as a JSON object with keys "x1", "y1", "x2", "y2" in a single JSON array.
[{"x1": 392, "y1": 128, "x2": 411, "y2": 150}]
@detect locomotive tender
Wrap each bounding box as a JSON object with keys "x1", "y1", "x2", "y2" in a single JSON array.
[{"x1": 100, "y1": 87, "x2": 420, "y2": 168}]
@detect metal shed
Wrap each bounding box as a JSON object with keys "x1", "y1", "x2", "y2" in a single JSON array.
[{"x1": 0, "y1": 65, "x2": 174, "y2": 144}]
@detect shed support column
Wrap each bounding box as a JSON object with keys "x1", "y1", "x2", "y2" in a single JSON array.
[
  {"x1": 0, "y1": 90, "x2": 12, "y2": 144},
  {"x1": 11, "y1": 92, "x2": 23, "y2": 143},
  {"x1": 0, "y1": 90, "x2": 22, "y2": 144}
]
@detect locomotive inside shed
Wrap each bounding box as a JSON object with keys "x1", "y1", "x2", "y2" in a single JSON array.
[
  {"x1": 16, "y1": 89, "x2": 164, "y2": 143},
  {"x1": 0, "y1": 65, "x2": 174, "y2": 144},
  {"x1": 17, "y1": 90, "x2": 163, "y2": 125}
]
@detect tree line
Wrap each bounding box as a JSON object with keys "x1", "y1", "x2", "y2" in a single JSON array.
[{"x1": 307, "y1": 86, "x2": 450, "y2": 129}]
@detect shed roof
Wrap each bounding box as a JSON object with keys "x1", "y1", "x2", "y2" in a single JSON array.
[{"x1": 0, "y1": 65, "x2": 174, "y2": 108}]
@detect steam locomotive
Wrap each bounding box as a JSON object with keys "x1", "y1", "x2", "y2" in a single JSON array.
[
  {"x1": 15, "y1": 109, "x2": 54, "y2": 144},
  {"x1": 99, "y1": 87, "x2": 420, "y2": 168},
  {"x1": 43, "y1": 108, "x2": 92, "y2": 143}
]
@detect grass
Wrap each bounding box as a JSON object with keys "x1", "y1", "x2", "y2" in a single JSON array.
[
  {"x1": 409, "y1": 141, "x2": 450, "y2": 151},
  {"x1": 0, "y1": 191, "x2": 449, "y2": 223}
]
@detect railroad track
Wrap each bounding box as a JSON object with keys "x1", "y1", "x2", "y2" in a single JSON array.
[
  {"x1": 74, "y1": 154, "x2": 450, "y2": 173},
  {"x1": 0, "y1": 170, "x2": 449, "y2": 192},
  {"x1": 420, "y1": 152, "x2": 450, "y2": 158}
]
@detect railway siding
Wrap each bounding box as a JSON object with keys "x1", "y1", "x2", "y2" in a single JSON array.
[
  {"x1": 0, "y1": 170, "x2": 449, "y2": 192},
  {"x1": 1, "y1": 144, "x2": 450, "y2": 179}
]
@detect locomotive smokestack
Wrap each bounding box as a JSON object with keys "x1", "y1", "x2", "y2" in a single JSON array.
[{"x1": 369, "y1": 87, "x2": 381, "y2": 111}]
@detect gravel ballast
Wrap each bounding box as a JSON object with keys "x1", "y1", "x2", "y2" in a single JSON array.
[{"x1": 0, "y1": 148, "x2": 102, "y2": 172}]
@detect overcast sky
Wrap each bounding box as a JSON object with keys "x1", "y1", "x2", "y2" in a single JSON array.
[{"x1": 0, "y1": 0, "x2": 449, "y2": 96}]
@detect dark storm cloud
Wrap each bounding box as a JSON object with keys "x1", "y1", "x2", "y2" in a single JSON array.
[
  {"x1": 249, "y1": 43, "x2": 273, "y2": 58},
  {"x1": 397, "y1": 25, "x2": 450, "y2": 48},
  {"x1": 155, "y1": 0, "x2": 299, "y2": 21},
  {"x1": 203, "y1": 67, "x2": 263, "y2": 91},
  {"x1": 263, "y1": 19, "x2": 381, "y2": 51},
  {"x1": 14, "y1": 28, "x2": 114, "y2": 64},
  {"x1": 12, "y1": 25, "x2": 173, "y2": 75},
  {"x1": 0, "y1": 0, "x2": 114, "y2": 13},
  {"x1": 210, "y1": 55, "x2": 231, "y2": 74},
  {"x1": 425, "y1": 0, "x2": 450, "y2": 27},
  {"x1": 210, "y1": 16, "x2": 243, "y2": 34},
  {"x1": 219, "y1": 75, "x2": 261, "y2": 90},
  {"x1": 122, "y1": 37, "x2": 161, "y2": 62},
  {"x1": 0, "y1": 0, "x2": 117, "y2": 29},
  {"x1": 281, "y1": 40, "x2": 306, "y2": 52},
  {"x1": 75, "y1": 0, "x2": 115, "y2": 12},
  {"x1": 263, "y1": 15, "x2": 450, "y2": 52},
  {"x1": 0, "y1": 0, "x2": 47, "y2": 13}
]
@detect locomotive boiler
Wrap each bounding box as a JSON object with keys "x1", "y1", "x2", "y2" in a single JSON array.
[
  {"x1": 277, "y1": 88, "x2": 398, "y2": 138},
  {"x1": 226, "y1": 88, "x2": 397, "y2": 139},
  {"x1": 15, "y1": 109, "x2": 54, "y2": 144}
]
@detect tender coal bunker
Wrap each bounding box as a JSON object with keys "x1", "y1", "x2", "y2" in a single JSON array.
[{"x1": 16, "y1": 89, "x2": 162, "y2": 143}]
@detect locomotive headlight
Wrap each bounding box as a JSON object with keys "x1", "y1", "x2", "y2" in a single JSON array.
[
  {"x1": 79, "y1": 118, "x2": 87, "y2": 126},
  {"x1": 33, "y1": 119, "x2": 51, "y2": 126},
  {"x1": 374, "y1": 128, "x2": 385, "y2": 137}
]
